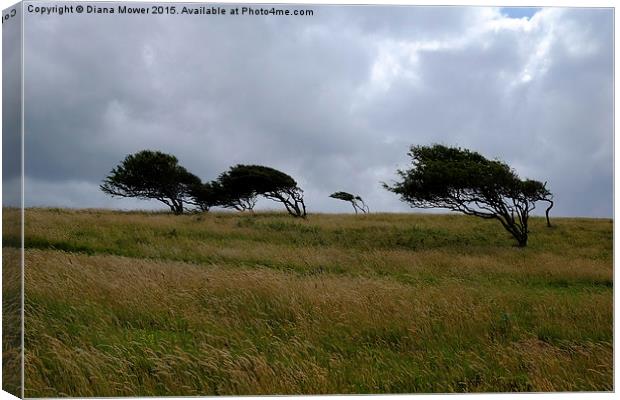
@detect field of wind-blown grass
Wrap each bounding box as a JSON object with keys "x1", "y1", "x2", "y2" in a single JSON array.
[{"x1": 3, "y1": 208, "x2": 613, "y2": 395}]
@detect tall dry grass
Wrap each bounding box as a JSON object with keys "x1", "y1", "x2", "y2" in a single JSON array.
[
  {"x1": 2, "y1": 209, "x2": 22, "y2": 397},
  {"x1": 5, "y1": 208, "x2": 612, "y2": 395}
]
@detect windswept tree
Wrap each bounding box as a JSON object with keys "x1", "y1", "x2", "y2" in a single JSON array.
[
  {"x1": 259, "y1": 167, "x2": 307, "y2": 218},
  {"x1": 383, "y1": 144, "x2": 554, "y2": 247},
  {"x1": 100, "y1": 150, "x2": 201, "y2": 214},
  {"x1": 329, "y1": 191, "x2": 369, "y2": 214},
  {"x1": 210, "y1": 164, "x2": 307, "y2": 218},
  {"x1": 210, "y1": 167, "x2": 260, "y2": 211}
]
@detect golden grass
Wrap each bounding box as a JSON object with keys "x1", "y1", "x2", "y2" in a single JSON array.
[
  {"x1": 2, "y1": 248, "x2": 22, "y2": 397},
  {"x1": 2, "y1": 209, "x2": 22, "y2": 397},
  {"x1": 4, "y1": 208, "x2": 613, "y2": 395}
]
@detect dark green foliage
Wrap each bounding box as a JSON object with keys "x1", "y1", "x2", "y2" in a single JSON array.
[
  {"x1": 330, "y1": 191, "x2": 356, "y2": 202},
  {"x1": 199, "y1": 165, "x2": 307, "y2": 218},
  {"x1": 100, "y1": 150, "x2": 201, "y2": 214},
  {"x1": 212, "y1": 165, "x2": 278, "y2": 211},
  {"x1": 188, "y1": 181, "x2": 225, "y2": 212},
  {"x1": 329, "y1": 191, "x2": 369, "y2": 214},
  {"x1": 383, "y1": 144, "x2": 553, "y2": 246}
]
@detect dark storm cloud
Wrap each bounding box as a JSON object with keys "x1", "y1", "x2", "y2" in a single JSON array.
[{"x1": 20, "y1": 4, "x2": 613, "y2": 216}]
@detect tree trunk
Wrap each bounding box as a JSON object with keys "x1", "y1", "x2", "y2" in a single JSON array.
[
  {"x1": 495, "y1": 213, "x2": 528, "y2": 247},
  {"x1": 545, "y1": 200, "x2": 554, "y2": 227},
  {"x1": 170, "y1": 199, "x2": 184, "y2": 215}
]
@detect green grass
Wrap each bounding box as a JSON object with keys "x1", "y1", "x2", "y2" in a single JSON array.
[{"x1": 3, "y1": 208, "x2": 612, "y2": 395}]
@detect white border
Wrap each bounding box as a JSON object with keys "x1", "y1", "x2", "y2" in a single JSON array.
[{"x1": 0, "y1": 1, "x2": 616, "y2": 400}]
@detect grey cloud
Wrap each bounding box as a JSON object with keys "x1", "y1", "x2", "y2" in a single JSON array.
[{"x1": 18, "y1": 4, "x2": 613, "y2": 217}]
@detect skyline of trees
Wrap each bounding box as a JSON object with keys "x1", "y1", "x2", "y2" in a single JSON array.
[{"x1": 101, "y1": 147, "x2": 554, "y2": 242}]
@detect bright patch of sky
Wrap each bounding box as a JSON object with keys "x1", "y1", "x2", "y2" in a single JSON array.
[{"x1": 500, "y1": 7, "x2": 541, "y2": 19}]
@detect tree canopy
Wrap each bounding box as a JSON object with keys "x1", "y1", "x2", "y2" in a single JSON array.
[
  {"x1": 383, "y1": 144, "x2": 553, "y2": 246},
  {"x1": 209, "y1": 166, "x2": 262, "y2": 211},
  {"x1": 187, "y1": 181, "x2": 222, "y2": 212},
  {"x1": 194, "y1": 164, "x2": 307, "y2": 218},
  {"x1": 100, "y1": 150, "x2": 201, "y2": 214},
  {"x1": 329, "y1": 191, "x2": 369, "y2": 214}
]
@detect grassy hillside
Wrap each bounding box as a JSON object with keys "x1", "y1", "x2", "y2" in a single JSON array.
[{"x1": 4, "y1": 208, "x2": 613, "y2": 395}]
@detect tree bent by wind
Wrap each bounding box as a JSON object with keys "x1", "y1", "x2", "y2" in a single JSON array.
[
  {"x1": 100, "y1": 150, "x2": 201, "y2": 214},
  {"x1": 383, "y1": 144, "x2": 554, "y2": 247},
  {"x1": 329, "y1": 191, "x2": 369, "y2": 214},
  {"x1": 193, "y1": 164, "x2": 307, "y2": 218}
]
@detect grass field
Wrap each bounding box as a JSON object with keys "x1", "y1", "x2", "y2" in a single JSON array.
[{"x1": 3, "y1": 208, "x2": 613, "y2": 395}]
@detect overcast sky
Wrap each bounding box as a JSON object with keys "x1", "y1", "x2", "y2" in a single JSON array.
[{"x1": 8, "y1": 3, "x2": 613, "y2": 216}]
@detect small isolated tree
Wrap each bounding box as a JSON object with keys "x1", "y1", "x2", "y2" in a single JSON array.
[
  {"x1": 383, "y1": 144, "x2": 554, "y2": 247},
  {"x1": 329, "y1": 191, "x2": 369, "y2": 214},
  {"x1": 101, "y1": 150, "x2": 201, "y2": 214},
  {"x1": 212, "y1": 164, "x2": 307, "y2": 218}
]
